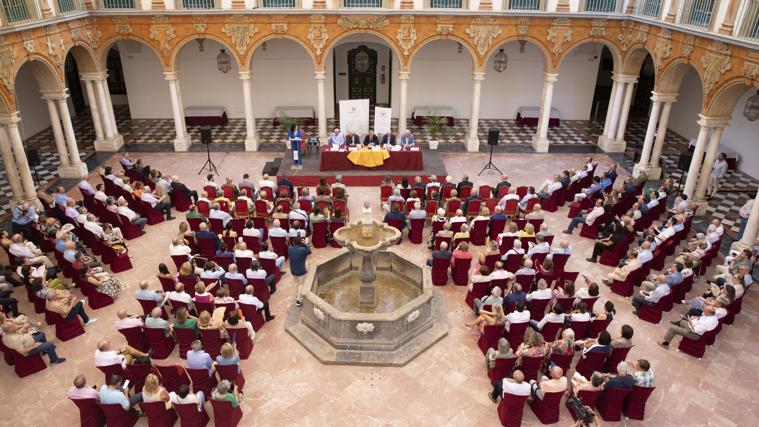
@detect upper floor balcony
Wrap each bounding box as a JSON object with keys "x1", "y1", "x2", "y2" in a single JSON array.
[{"x1": 0, "y1": 0, "x2": 757, "y2": 44}]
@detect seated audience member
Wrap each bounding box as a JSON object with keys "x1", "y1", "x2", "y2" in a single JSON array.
[
  {"x1": 528, "y1": 366, "x2": 568, "y2": 401},
  {"x1": 631, "y1": 274, "x2": 671, "y2": 315},
  {"x1": 575, "y1": 277, "x2": 600, "y2": 300},
  {"x1": 563, "y1": 199, "x2": 605, "y2": 235},
  {"x1": 168, "y1": 283, "x2": 194, "y2": 308},
  {"x1": 195, "y1": 222, "x2": 221, "y2": 251},
  {"x1": 594, "y1": 301, "x2": 616, "y2": 321},
  {"x1": 224, "y1": 310, "x2": 255, "y2": 339},
  {"x1": 658, "y1": 306, "x2": 719, "y2": 349},
  {"x1": 259, "y1": 242, "x2": 286, "y2": 274},
  {"x1": 465, "y1": 303, "x2": 505, "y2": 331},
  {"x1": 383, "y1": 204, "x2": 406, "y2": 229},
  {"x1": 515, "y1": 259, "x2": 536, "y2": 277},
  {"x1": 603, "y1": 362, "x2": 635, "y2": 390},
  {"x1": 99, "y1": 374, "x2": 142, "y2": 411},
  {"x1": 136, "y1": 280, "x2": 166, "y2": 306},
  {"x1": 451, "y1": 242, "x2": 473, "y2": 269},
  {"x1": 94, "y1": 339, "x2": 149, "y2": 368},
  {"x1": 212, "y1": 380, "x2": 241, "y2": 408},
  {"x1": 530, "y1": 304, "x2": 565, "y2": 332},
  {"x1": 426, "y1": 241, "x2": 452, "y2": 267},
  {"x1": 2, "y1": 322, "x2": 66, "y2": 364},
  {"x1": 546, "y1": 328, "x2": 575, "y2": 357},
  {"x1": 570, "y1": 371, "x2": 605, "y2": 396},
  {"x1": 44, "y1": 286, "x2": 97, "y2": 325},
  {"x1": 527, "y1": 279, "x2": 553, "y2": 302},
  {"x1": 489, "y1": 370, "x2": 531, "y2": 403},
  {"x1": 578, "y1": 330, "x2": 612, "y2": 355},
  {"x1": 173, "y1": 306, "x2": 198, "y2": 332},
  {"x1": 570, "y1": 302, "x2": 592, "y2": 322},
  {"x1": 629, "y1": 359, "x2": 655, "y2": 387},
  {"x1": 145, "y1": 308, "x2": 172, "y2": 335},
  {"x1": 142, "y1": 373, "x2": 172, "y2": 407},
  {"x1": 238, "y1": 284, "x2": 274, "y2": 321},
  {"x1": 500, "y1": 239, "x2": 525, "y2": 260},
  {"x1": 141, "y1": 187, "x2": 175, "y2": 221},
  {"x1": 611, "y1": 324, "x2": 634, "y2": 348},
  {"x1": 114, "y1": 309, "x2": 143, "y2": 330},
  {"x1": 187, "y1": 340, "x2": 214, "y2": 375},
  {"x1": 216, "y1": 342, "x2": 241, "y2": 373},
  {"x1": 585, "y1": 220, "x2": 626, "y2": 263},
  {"x1": 504, "y1": 301, "x2": 530, "y2": 331},
  {"x1": 67, "y1": 374, "x2": 100, "y2": 400},
  {"x1": 601, "y1": 242, "x2": 652, "y2": 285},
  {"x1": 525, "y1": 204, "x2": 544, "y2": 220},
  {"x1": 171, "y1": 176, "x2": 199, "y2": 204},
  {"x1": 186, "y1": 205, "x2": 208, "y2": 224},
  {"x1": 489, "y1": 261, "x2": 514, "y2": 282},
  {"x1": 505, "y1": 283, "x2": 527, "y2": 305},
  {"x1": 516, "y1": 332, "x2": 548, "y2": 358},
  {"x1": 170, "y1": 384, "x2": 205, "y2": 409},
  {"x1": 518, "y1": 187, "x2": 538, "y2": 212},
  {"x1": 518, "y1": 223, "x2": 536, "y2": 238},
  {"x1": 486, "y1": 338, "x2": 515, "y2": 369}
]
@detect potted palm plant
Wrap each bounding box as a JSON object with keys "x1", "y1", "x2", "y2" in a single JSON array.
[{"x1": 425, "y1": 115, "x2": 450, "y2": 150}]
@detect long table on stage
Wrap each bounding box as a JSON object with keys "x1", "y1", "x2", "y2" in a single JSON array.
[{"x1": 320, "y1": 147, "x2": 424, "y2": 171}]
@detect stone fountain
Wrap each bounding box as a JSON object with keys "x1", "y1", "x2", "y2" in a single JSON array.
[{"x1": 285, "y1": 219, "x2": 448, "y2": 366}]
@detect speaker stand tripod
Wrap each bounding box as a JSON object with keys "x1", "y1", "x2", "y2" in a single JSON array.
[
  {"x1": 198, "y1": 141, "x2": 218, "y2": 175},
  {"x1": 478, "y1": 144, "x2": 502, "y2": 176}
]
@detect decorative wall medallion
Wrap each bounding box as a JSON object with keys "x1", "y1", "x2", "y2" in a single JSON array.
[
  {"x1": 149, "y1": 19, "x2": 176, "y2": 54},
  {"x1": 115, "y1": 24, "x2": 132, "y2": 36},
  {"x1": 222, "y1": 21, "x2": 259, "y2": 54},
  {"x1": 85, "y1": 27, "x2": 102, "y2": 48},
  {"x1": 308, "y1": 16, "x2": 329, "y2": 56},
  {"x1": 313, "y1": 307, "x2": 325, "y2": 321},
  {"x1": 271, "y1": 22, "x2": 288, "y2": 34},
  {"x1": 70, "y1": 28, "x2": 81, "y2": 41},
  {"x1": 396, "y1": 15, "x2": 417, "y2": 56},
  {"x1": 682, "y1": 34, "x2": 695, "y2": 58},
  {"x1": 0, "y1": 48, "x2": 17, "y2": 90},
  {"x1": 436, "y1": 16, "x2": 454, "y2": 35},
  {"x1": 546, "y1": 24, "x2": 572, "y2": 55},
  {"x1": 23, "y1": 40, "x2": 34, "y2": 54},
  {"x1": 465, "y1": 16, "x2": 502, "y2": 56},
  {"x1": 193, "y1": 17, "x2": 207, "y2": 33},
  {"x1": 516, "y1": 17, "x2": 529, "y2": 35},
  {"x1": 590, "y1": 19, "x2": 607, "y2": 37},
  {"x1": 552, "y1": 17, "x2": 570, "y2": 25},
  {"x1": 617, "y1": 21, "x2": 634, "y2": 51},
  {"x1": 406, "y1": 310, "x2": 420, "y2": 323},
  {"x1": 356, "y1": 322, "x2": 375, "y2": 334},
  {"x1": 47, "y1": 35, "x2": 66, "y2": 66},
  {"x1": 653, "y1": 30, "x2": 671, "y2": 68},
  {"x1": 743, "y1": 62, "x2": 759, "y2": 80},
  {"x1": 337, "y1": 15, "x2": 389, "y2": 30},
  {"x1": 46, "y1": 24, "x2": 60, "y2": 35},
  {"x1": 701, "y1": 41, "x2": 732, "y2": 94}
]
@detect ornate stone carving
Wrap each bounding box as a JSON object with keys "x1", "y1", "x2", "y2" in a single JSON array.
[
  {"x1": 70, "y1": 28, "x2": 81, "y2": 41},
  {"x1": 337, "y1": 15, "x2": 389, "y2": 30},
  {"x1": 222, "y1": 20, "x2": 259, "y2": 54},
  {"x1": 308, "y1": 15, "x2": 329, "y2": 56},
  {"x1": 682, "y1": 34, "x2": 695, "y2": 58},
  {"x1": 85, "y1": 27, "x2": 102, "y2": 48},
  {"x1": 0, "y1": 47, "x2": 17, "y2": 90},
  {"x1": 21, "y1": 33, "x2": 34, "y2": 53},
  {"x1": 313, "y1": 307, "x2": 325, "y2": 321},
  {"x1": 356, "y1": 322, "x2": 375, "y2": 334},
  {"x1": 193, "y1": 17, "x2": 207, "y2": 33},
  {"x1": 45, "y1": 24, "x2": 59, "y2": 35},
  {"x1": 743, "y1": 62, "x2": 759, "y2": 80},
  {"x1": 396, "y1": 16, "x2": 417, "y2": 56},
  {"x1": 546, "y1": 23, "x2": 572, "y2": 55},
  {"x1": 436, "y1": 16, "x2": 454, "y2": 35},
  {"x1": 407, "y1": 310, "x2": 420, "y2": 323},
  {"x1": 653, "y1": 29, "x2": 671, "y2": 68},
  {"x1": 271, "y1": 22, "x2": 288, "y2": 34},
  {"x1": 516, "y1": 18, "x2": 529, "y2": 35},
  {"x1": 115, "y1": 24, "x2": 132, "y2": 36},
  {"x1": 617, "y1": 21, "x2": 634, "y2": 51},
  {"x1": 47, "y1": 35, "x2": 66, "y2": 67},
  {"x1": 148, "y1": 17, "x2": 176, "y2": 54},
  {"x1": 465, "y1": 16, "x2": 502, "y2": 56},
  {"x1": 701, "y1": 41, "x2": 732, "y2": 94},
  {"x1": 590, "y1": 19, "x2": 607, "y2": 37}
]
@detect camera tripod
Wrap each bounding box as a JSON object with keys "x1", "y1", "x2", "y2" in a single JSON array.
[
  {"x1": 197, "y1": 141, "x2": 218, "y2": 175},
  {"x1": 478, "y1": 144, "x2": 502, "y2": 176}
]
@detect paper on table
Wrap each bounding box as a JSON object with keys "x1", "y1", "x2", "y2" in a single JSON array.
[{"x1": 410, "y1": 147, "x2": 420, "y2": 151}]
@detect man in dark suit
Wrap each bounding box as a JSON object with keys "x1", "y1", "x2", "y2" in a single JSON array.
[
  {"x1": 363, "y1": 129, "x2": 379, "y2": 146},
  {"x1": 457, "y1": 175, "x2": 473, "y2": 195},
  {"x1": 426, "y1": 241, "x2": 452, "y2": 266},
  {"x1": 493, "y1": 175, "x2": 511, "y2": 198},
  {"x1": 277, "y1": 174, "x2": 294, "y2": 198},
  {"x1": 381, "y1": 131, "x2": 397, "y2": 146},
  {"x1": 346, "y1": 131, "x2": 360, "y2": 146},
  {"x1": 171, "y1": 176, "x2": 199, "y2": 204},
  {"x1": 194, "y1": 222, "x2": 221, "y2": 251}
]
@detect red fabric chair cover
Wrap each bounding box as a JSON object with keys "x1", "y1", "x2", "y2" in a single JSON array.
[
  {"x1": 528, "y1": 298, "x2": 550, "y2": 321},
  {"x1": 187, "y1": 367, "x2": 218, "y2": 396},
  {"x1": 311, "y1": 221, "x2": 328, "y2": 248},
  {"x1": 174, "y1": 327, "x2": 196, "y2": 359},
  {"x1": 270, "y1": 236, "x2": 288, "y2": 259},
  {"x1": 570, "y1": 320, "x2": 591, "y2": 340},
  {"x1": 575, "y1": 351, "x2": 609, "y2": 379},
  {"x1": 610, "y1": 271, "x2": 637, "y2": 297},
  {"x1": 208, "y1": 218, "x2": 224, "y2": 235},
  {"x1": 488, "y1": 357, "x2": 517, "y2": 386},
  {"x1": 197, "y1": 237, "x2": 217, "y2": 257},
  {"x1": 217, "y1": 364, "x2": 245, "y2": 392},
  {"x1": 380, "y1": 184, "x2": 393, "y2": 202},
  {"x1": 118, "y1": 326, "x2": 150, "y2": 353},
  {"x1": 677, "y1": 330, "x2": 710, "y2": 358},
  {"x1": 506, "y1": 322, "x2": 529, "y2": 353},
  {"x1": 519, "y1": 355, "x2": 544, "y2": 381},
  {"x1": 210, "y1": 399, "x2": 244, "y2": 427},
  {"x1": 596, "y1": 388, "x2": 632, "y2": 421},
  {"x1": 386, "y1": 219, "x2": 405, "y2": 243},
  {"x1": 239, "y1": 302, "x2": 266, "y2": 332},
  {"x1": 488, "y1": 218, "x2": 507, "y2": 240},
  {"x1": 587, "y1": 318, "x2": 611, "y2": 339},
  {"x1": 497, "y1": 392, "x2": 528, "y2": 427},
  {"x1": 172, "y1": 189, "x2": 192, "y2": 212},
  {"x1": 470, "y1": 219, "x2": 488, "y2": 246},
  {"x1": 503, "y1": 254, "x2": 521, "y2": 273},
  {"x1": 431, "y1": 257, "x2": 450, "y2": 286},
  {"x1": 451, "y1": 257, "x2": 472, "y2": 286},
  {"x1": 466, "y1": 200, "x2": 482, "y2": 218},
  {"x1": 638, "y1": 294, "x2": 671, "y2": 324},
  {"x1": 408, "y1": 219, "x2": 425, "y2": 244},
  {"x1": 140, "y1": 200, "x2": 165, "y2": 225},
  {"x1": 603, "y1": 346, "x2": 632, "y2": 373},
  {"x1": 97, "y1": 363, "x2": 127, "y2": 388},
  {"x1": 477, "y1": 323, "x2": 505, "y2": 355},
  {"x1": 425, "y1": 200, "x2": 439, "y2": 219},
  {"x1": 142, "y1": 401, "x2": 179, "y2": 427},
  {"x1": 175, "y1": 402, "x2": 211, "y2": 426},
  {"x1": 529, "y1": 390, "x2": 564, "y2": 424},
  {"x1": 478, "y1": 185, "x2": 492, "y2": 198},
  {"x1": 548, "y1": 352, "x2": 573, "y2": 374},
  {"x1": 155, "y1": 364, "x2": 191, "y2": 393},
  {"x1": 104, "y1": 245, "x2": 133, "y2": 273},
  {"x1": 144, "y1": 328, "x2": 176, "y2": 359},
  {"x1": 199, "y1": 329, "x2": 223, "y2": 358},
  {"x1": 79, "y1": 281, "x2": 115, "y2": 309},
  {"x1": 99, "y1": 403, "x2": 139, "y2": 427},
  {"x1": 46, "y1": 309, "x2": 85, "y2": 341},
  {"x1": 538, "y1": 322, "x2": 563, "y2": 342},
  {"x1": 434, "y1": 236, "x2": 451, "y2": 251},
  {"x1": 10, "y1": 349, "x2": 46, "y2": 377},
  {"x1": 579, "y1": 223, "x2": 599, "y2": 239},
  {"x1": 118, "y1": 214, "x2": 145, "y2": 240},
  {"x1": 554, "y1": 296, "x2": 575, "y2": 313},
  {"x1": 257, "y1": 260, "x2": 280, "y2": 288},
  {"x1": 577, "y1": 389, "x2": 602, "y2": 409},
  {"x1": 622, "y1": 385, "x2": 656, "y2": 420},
  {"x1": 226, "y1": 327, "x2": 254, "y2": 359},
  {"x1": 171, "y1": 255, "x2": 189, "y2": 271},
  {"x1": 465, "y1": 280, "x2": 491, "y2": 308},
  {"x1": 71, "y1": 398, "x2": 106, "y2": 427}
]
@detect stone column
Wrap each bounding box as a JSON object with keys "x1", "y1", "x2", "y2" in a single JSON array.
[
  {"x1": 732, "y1": 188, "x2": 759, "y2": 252},
  {"x1": 647, "y1": 98, "x2": 676, "y2": 179},
  {"x1": 315, "y1": 70, "x2": 327, "y2": 140},
  {"x1": 683, "y1": 118, "x2": 711, "y2": 198},
  {"x1": 665, "y1": 0, "x2": 679, "y2": 22},
  {"x1": 600, "y1": 78, "x2": 619, "y2": 140},
  {"x1": 694, "y1": 125, "x2": 726, "y2": 202},
  {"x1": 164, "y1": 71, "x2": 191, "y2": 151},
  {"x1": 82, "y1": 79, "x2": 105, "y2": 146},
  {"x1": 0, "y1": 126, "x2": 24, "y2": 205},
  {"x1": 82, "y1": 72, "x2": 124, "y2": 151},
  {"x1": 102, "y1": 78, "x2": 119, "y2": 135},
  {"x1": 1, "y1": 113, "x2": 38, "y2": 203},
  {"x1": 44, "y1": 98, "x2": 70, "y2": 169},
  {"x1": 605, "y1": 80, "x2": 627, "y2": 145},
  {"x1": 532, "y1": 73, "x2": 558, "y2": 153},
  {"x1": 633, "y1": 96, "x2": 661, "y2": 177},
  {"x1": 398, "y1": 71, "x2": 410, "y2": 136},
  {"x1": 95, "y1": 79, "x2": 114, "y2": 140},
  {"x1": 56, "y1": 95, "x2": 89, "y2": 178},
  {"x1": 612, "y1": 78, "x2": 636, "y2": 144},
  {"x1": 240, "y1": 71, "x2": 257, "y2": 151},
  {"x1": 718, "y1": 0, "x2": 741, "y2": 35},
  {"x1": 467, "y1": 72, "x2": 485, "y2": 152}
]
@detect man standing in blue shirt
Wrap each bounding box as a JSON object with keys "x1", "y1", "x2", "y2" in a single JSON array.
[
  {"x1": 288, "y1": 237, "x2": 312, "y2": 307},
  {"x1": 11, "y1": 202, "x2": 37, "y2": 240}
]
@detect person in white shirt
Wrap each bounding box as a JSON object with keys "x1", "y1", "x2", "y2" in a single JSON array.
[
  {"x1": 488, "y1": 262, "x2": 514, "y2": 282},
  {"x1": 504, "y1": 302, "x2": 530, "y2": 331},
  {"x1": 527, "y1": 236, "x2": 550, "y2": 256},
  {"x1": 258, "y1": 242, "x2": 286, "y2": 271},
  {"x1": 117, "y1": 199, "x2": 147, "y2": 229},
  {"x1": 490, "y1": 370, "x2": 531, "y2": 403},
  {"x1": 659, "y1": 305, "x2": 718, "y2": 348},
  {"x1": 203, "y1": 174, "x2": 221, "y2": 191},
  {"x1": 268, "y1": 219, "x2": 287, "y2": 239},
  {"x1": 563, "y1": 199, "x2": 605, "y2": 235},
  {"x1": 258, "y1": 174, "x2": 276, "y2": 193},
  {"x1": 632, "y1": 276, "x2": 670, "y2": 313},
  {"x1": 585, "y1": 157, "x2": 595, "y2": 172},
  {"x1": 425, "y1": 175, "x2": 441, "y2": 194},
  {"x1": 141, "y1": 190, "x2": 174, "y2": 220},
  {"x1": 8, "y1": 234, "x2": 54, "y2": 267},
  {"x1": 708, "y1": 153, "x2": 728, "y2": 198},
  {"x1": 288, "y1": 209, "x2": 310, "y2": 229},
  {"x1": 209, "y1": 203, "x2": 232, "y2": 227},
  {"x1": 711, "y1": 219, "x2": 724, "y2": 236},
  {"x1": 94, "y1": 339, "x2": 148, "y2": 368},
  {"x1": 529, "y1": 304, "x2": 565, "y2": 331},
  {"x1": 497, "y1": 188, "x2": 520, "y2": 208},
  {"x1": 327, "y1": 128, "x2": 344, "y2": 149},
  {"x1": 500, "y1": 240, "x2": 525, "y2": 261},
  {"x1": 200, "y1": 262, "x2": 224, "y2": 280},
  {"x1": 169, "y1": 238, "x2": 192, "y2": 256},
  {"x1": 234, "y1": 242, "x2": 254, "y2": 259},
  {"x1": 78, "y1": 179, "x2": 96, "y2": 195},
  {"x1": 636, "y1": 241, "x2": 654, "y2": 265},
  {"x1": 737, "y1": 199, "x2": 754, "y2": 240},
  {"x1": 167, "y1": 283, "x2": 193, "y2": 307},
  {"x1": 515, "y1": 259, "x2": 536, "y2": 276},
  {"x1": 551, "y1": 240, "x2": 572, "y2": 255},
  {"x1": 449, "y1": 210, "x2": 467, "y2": 225},
  {"x1": 242, "y1": 221, "x2": 262, "y2": 238},
  {"x1": 537, "y1": 175, "x2": 563, "y2": 198},
  {"x1": 238, "y1": 284, "x2": 275, "y2": 320},
  {"x1": 170, "y1": 384, "x2": 205, "y2": 409},
  {"x1": 94, "y1": 184, "x2": 108, "y2": 203},
  {"x1": 114, "y1": 309, "x2": 144, "y2": 330},
  {"x1": 83, "y1": 214, "x2": 105, "y2": 238},
  {"x1": 569, "y1": 302, "x2": 592, "y2": 322},
  {"x1": 527, "y1": 279, "x2": 553, "y2": 301}
]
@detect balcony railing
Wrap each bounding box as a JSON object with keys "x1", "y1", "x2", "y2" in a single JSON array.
[
  {"x1": 677, "y1": 0, "x2": 715, "y2": 28},
  {"x1": 182, "y1": 0, "x2": 217, "y2": 9},
  {"x1": 261, "y1": 0, "x2": 296, "y2": 6},
  {"x1": 508, "y1": 0, "x2": 541, "y2": 10},
  {"x1": 2, "y1": 0, "x2": 39, "y2": 24},
  {"x1": 56, "y1": 0, "x2": 83, "y2": 14},
  {"x1": 737, "y1": 0, "x2": 759, "y2": 40},
  {"x1": 582, "y1": 0, "x2": 618, "y2": 12},
  {"x1": 343, "y1": 0, "x2": 384, "y2": 7},
  {"x1": 429, "y1": 0, "x2": 464, "y2": 8},
  {"x1": 101, "y1": 0, "x2": 136, "y2": 8},
  {"x1": 634, "y1": 0, "x2": 661, "y2": 18}
]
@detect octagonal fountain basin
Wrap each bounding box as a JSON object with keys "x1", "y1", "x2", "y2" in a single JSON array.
[{"x1": 285, "y1": 245, "x2": 448, "y2": 366}]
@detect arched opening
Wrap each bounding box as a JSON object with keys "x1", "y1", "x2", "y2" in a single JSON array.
[{"x1": 408, "y1": 39, "x2": 473, "y2": 145}]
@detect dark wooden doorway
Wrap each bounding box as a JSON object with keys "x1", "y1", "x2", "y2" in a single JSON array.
[
  {"x1": 64, "y1": 55, "x2": 86, "y2": 114},
  {"x1": 348, "y1": 45, "x2": 377, "y2": 105}
]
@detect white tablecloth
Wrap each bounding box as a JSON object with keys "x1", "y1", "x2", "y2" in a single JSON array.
[
  {"x1": 184, "y1": 106, "x2": 225, "y2": 117},
  {"x1": 274, "y1": 106, "x2": 315, "y2": 118},
  {"x1": 413, "y1": 106, "x2": 455, "y2": 117},
  {"x1": 517, "y1": 106, "x2": 560, "y2": 119}
]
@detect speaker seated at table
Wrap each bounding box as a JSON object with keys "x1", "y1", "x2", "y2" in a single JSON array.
[
  {"x1": 382, "y1": 132, "x2": 397, "y2": 146},
  {"x1": 345, "y1": 131, "x2": 360, "y2": 146},
  {"x1": 363, "y1": 130, "x2": 379, "y2": 146}
]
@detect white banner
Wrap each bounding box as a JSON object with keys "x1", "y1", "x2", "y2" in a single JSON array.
[
  {"x1": 339, "y1": 99, "x2": 370, "y2": 137},
  {"x1": 374, "y1": 107, "x2": 392, "y2": 136}
]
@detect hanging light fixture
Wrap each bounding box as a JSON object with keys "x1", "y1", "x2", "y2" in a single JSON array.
[
  {"x1": 744, "y1": 89, "x2": 759, "y2": 121},
  {"x1": 196, "y1": 38, "x2": 205, "y2": 52},
  {"x1": 262, "y1": 42, "x2": 268, "y2": 52},
  {"x1": 217, "y1": 49, "x2": 231, "y2": 74},
  {"x1": 493, "y1": 48, "x2": 508, "y2": 73},
  {"x1": 518, "y1": 40, "x2": 526, "y2": 54},
  {"x1": 457, "y1": 42, "x2": 463, "y2": 54}
]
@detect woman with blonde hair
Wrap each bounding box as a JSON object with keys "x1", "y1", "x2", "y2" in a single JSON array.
[
  {"x1": 173, "y1": 306, "x2": 198, "y2": 332},
  {"x1": 178, "y1": 261, "x2": 197, "y2": 282},
  {"x1": 465, "y1": 303, "x2": 505, "y2": 332},
  {"x1": 198, "y1": 309, "x2": 228, "y2": 340},
  {"x1": 215, "y1": 342, "x2": 241, "y2": 373},
  {"x1": 142, "y1": 373, "x2": 173, "y2": 408},
  {"x1": 519, "y1": 223, "x2": 536, "y2": 238}
]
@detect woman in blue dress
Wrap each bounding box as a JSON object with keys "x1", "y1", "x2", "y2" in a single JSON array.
[{"x1": 288, "y1": 124, "x2": 303, "y2": 166}]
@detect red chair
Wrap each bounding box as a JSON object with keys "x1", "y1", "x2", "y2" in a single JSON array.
[
  {"x1": 576, "y1": 389, "x2": 602, "y2": 409},
  {"x1": 431, "y1": 257, "x2": 450, "y2": 286},
  {"x1": 71, "y1": 398, "x2": 106, "y2": 427},
  {"x1": 548, "y1": 352, "x2": 574, "y2": 375},
  {"x1": 103, "y1": 245, "x2": 132, "y2": 273},
  {"x1": 79, "y1": 280, "x2": 115, "y2": 310},
  {"x1": 424, "y1": 199, "x2": 439, "y2": 219},
  {"x1": 155, "y1": 364, "x2": 191, "y2": 393},
  {"x1": 596, "y1": 388, "x2": 631, "y2": 421},
  {"x1": 197, "y1": 237, "x2": 217, "y2": 257},
  {"x1": 10, "y1": 349, "x2": 47, "y2": 377},
  {"x1": 677, "y1": 330, "x2": 712, "y2": 358},
  {"x1": 587, "y1": 318, "x2": 611, "y2": 339},
  {"x1": 519, "y1": 355, "x2": 544, "y2": 381},
  {"x1": 506, "y1": 322, "x2": 529, "y2": 353},
  {"x1": 118, "y1": 214, "x2": 145, "y2": 240},
  {"x1": 465, "y1": 280, "x2": 491, "y2": 309},
  {"x1": 637, "y1": 294, "x2": 671, "y2": 324},
  {"x1": 488, "y1": 218, "x2": 507, "y2": 240},
  {"x1": 488, "y1": 357, "x2": 517, "y2": 386},
  {"x1": 622, "y1": 385, "x2": 656, "y2": 420},
  {"x1": 380, "y1": 184, "x2": 393, "y2": 202},
  {"x1": 45, "y1": 309, "x2": 85, "y2": 341},
  {"x1": 470, "y1": 219, "x2": 488, "y2": 246},
  {"x1": 529, "y1": 390, "x2": 564, "y2": 424},
  {"x1": 497, "y1": 392, "x2": 529, "y2": 427},
  {"x1": 528, "y1": 298, "x2": 550, "y2": 321},
  {"x1": 174, "y1": 327, "x2": 196, "y2": 359},
  {"x1": 140, "y1": 200, "x2": 165, "y2": 225},
  {"x1": 478, "y1": 185, "x2": 492, "y2": 198},
  {"x1": 575, "y1": 351, "x2": 609, "y2": 379},
  {"x1": 142, "y1": 401, "x2": 179, "y2": 427},
  {"x1": 270, "y1": 236, "x2": 288, "y2": 259},
  {"x1": 199, "y1": 328, "x2": 223, "y2": 358},
  {"x1": 466, "y1": 199, "x2": 482, "y2": 218},
  {"x1": 408, "y1": 218, "x2": 425, "y2": 244},
  {"x1": 187, "y1": 367, "x2": 218, "y2": 396},
  {"x1": 210, "y1": 399, "x2": 244, "y2": 427},
  {"x1": 118, "y1": 326, "x2": 149, "y2": 353},
  {"x1": 99, "y1": 403, "x2": 139, "y2": 427},
  {"x1": 451, "y1": 257, "x2": 471, "y2": 286},
  {"x1": 125, "y1": 363, "x2": 153, "y2": 393},
  {"x1": 311, "y1": 221, "x2": 328, "y2": 248},
  {"x1": 603, "y1": 346, "x2": 632, "y2": 373},
  {"x1": 477, "y1": 323, "x2": 505, "y2": 355},
  {"x1": 226, "y1": 327, "x2": 254, "y2": 359},
  {"x1": 217, "y1": 363, "x2": 245, "y2": 392},
  {"x1": 538, "y1": 321, "x2": 563, "y2": 342},
  {"x1": 570, "y1": 320, "x2": 591, "y2": 340},
  {"x1": 239, "y1": 302, "x2": 266, "y2": 332},
  {"x1": 144, "y1": 327, "x2": 176, "y2": 359},
  {"x1": 175, "y1": 402, "x2": 211, "y2": 427},
  {"x1": 386, "y1": 218, "x2": 405, "y2": 243},
  {"x1": 610, "y1": 271, "x2": 638, "y2": 297},
  {"x1": 553, "y1": 296, "x2": 575, "y2": 313}
]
